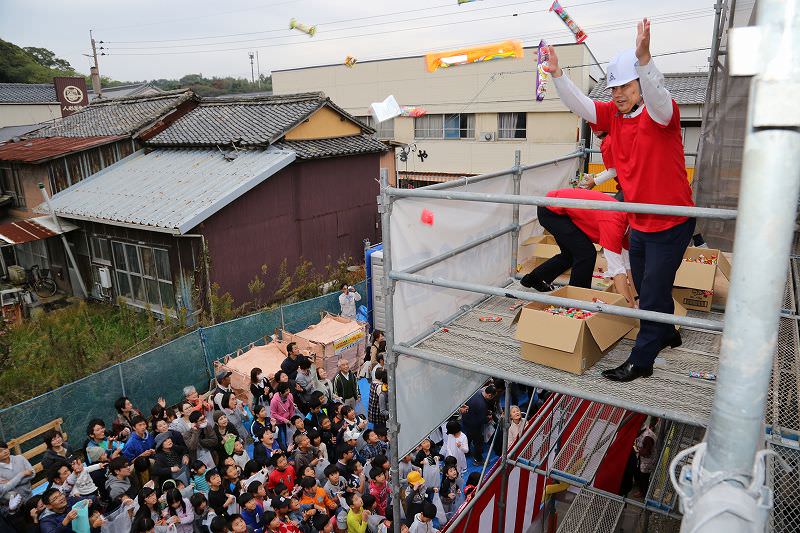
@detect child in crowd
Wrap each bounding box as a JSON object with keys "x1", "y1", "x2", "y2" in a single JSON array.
[
  {"x1": 191, "y1": 460, "x2": 210, "y2": 495},
  {"x1": 443, "y1": 420, "x2": 468, "y2": 477}
]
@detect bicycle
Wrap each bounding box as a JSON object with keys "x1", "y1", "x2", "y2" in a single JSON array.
[{"x1": 26, "y1": 265, "x2": 57, "y2": 298}]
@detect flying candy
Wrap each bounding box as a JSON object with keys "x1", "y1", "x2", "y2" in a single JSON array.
[
  {"x1": 344, "y1": 56, "x2": 357, "y2": 67},
  {"x1": 401, "y1": 106, "x2": 428, "y2": 118},
  {"x1": 425, "y1": 40, "x2": 523, "y2": 72},
  {"x1": 536, "y1": 40, "x2": 550, "y2": 102},
  {"x1": 549, "y1": 1, "x2": 588, "y2": 43},
  {"x1": 420, "y1": 209, "x2": 435, "y2": 226},
  {"x1": 458, "y1": 0, "x2": 478, "y2": 4},
  {"x1": 289, "y1": 18, "x2": 317, "y2": 37},
  {"x1": 478, "y1": 316, "x2": 502, "y2": 322}
]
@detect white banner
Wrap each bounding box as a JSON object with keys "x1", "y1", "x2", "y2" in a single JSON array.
[{"x1": 396, "y1": 354, "x2": 488, "y2": 455}]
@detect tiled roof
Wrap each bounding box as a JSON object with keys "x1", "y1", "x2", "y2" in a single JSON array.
[
  {"x1": 146, "y1": 92, "x2": 329, "y2": 147},
  {"x1": 146, "y1": 92, "x2": 373, "y2": 148},
  {"x1": 0, "y1": 136, "x2": 125, "y2": 163},
  {"x1": 41, "y1": 148, "x2": 295, "y2": 234},
  {"x1": 31, "y1": 90, "x2": 194, "y2": 138},
  {"x1": 88, "y1": 82, "x2": 163, "y2": 100},
  {"x1": 274, "y1": 135, "x2": 388, "y2": 159},
  {"x1": 588, "y1": 72, "x2": 709, "y2": 105},
  {"x1": 0, "y1": 83, "x2": 58, "y2": 104}
]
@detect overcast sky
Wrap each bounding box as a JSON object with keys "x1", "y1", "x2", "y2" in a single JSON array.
[{"x1": 1, "y1": 0, "x2": 721, "y2": 82}]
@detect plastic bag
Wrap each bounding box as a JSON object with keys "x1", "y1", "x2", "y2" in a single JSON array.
[
  {"x1": 483, "y1": 421, "x2": 496, "y2": 443},
  {"x1": 71, "y1": 500, "x2": 90, "y2": 533},
  {"x1": 422, "y1": 461, "x2": 440, "y2": 491},
  {"x1": 101, "y1": 502, "x2": 134, "y2": 533},
  {"x1": 356, "y1": 305, "x2": 368, "y2": 323},
  {"x1": 315, "y1": 458, "x2": 331, "y2": 483},
  {"x1": 432, "y1": 492, "x2": 447, "y2": 524}
]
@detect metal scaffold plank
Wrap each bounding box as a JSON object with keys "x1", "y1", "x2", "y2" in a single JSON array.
[
  {"x1": 555, "y1": 489, "x2": 625, "y2": 533},
  {"x1": 645, "y1": 421, "x2": 705, "y2": 513},
  {"x1": 409, "y1": 282, "x2": 720, "y2": 426}
]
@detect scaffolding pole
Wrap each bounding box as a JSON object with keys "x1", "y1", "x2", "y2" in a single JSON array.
[
  {"x1": 677, "y1": 0, "x2": 800, "y2": 530},
  {"x1": 386, "y1": 187, "x2": 737, "y2": 219},
  {"x1": 496, "y1": 382, "x2": 512, "y2": 533},
  {"x1": 378, "y1": 168, "x2": 404, "y2": 533},
  {"x1": 390, "y1": 271, "x2": 724, "y2": 331},
  {"x1": 510, "y1": 150, "x2": 522, "y2": 278}
]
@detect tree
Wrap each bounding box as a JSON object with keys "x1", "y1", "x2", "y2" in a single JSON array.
[
  {"x1": 23, "y1": 46, "x2": 74, "y2": 72},
  {"x1": 0, "y1": 39, "x2": 78, "y2": 83}
]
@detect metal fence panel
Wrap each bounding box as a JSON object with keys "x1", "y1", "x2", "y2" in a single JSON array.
[
  {"x1": 120, "y1": 331, "x2": 209, "y2": 414},
  {"x1": 0, "y1": 365, "x2": 125, "y2": 454},
  {"x1": 202, "y1": 311, "x2": 281, "y2": 364}
]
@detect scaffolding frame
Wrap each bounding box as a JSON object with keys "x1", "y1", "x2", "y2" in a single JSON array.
[{"x1": 379, "y1": 139, "x2": 794, "y2": 532}]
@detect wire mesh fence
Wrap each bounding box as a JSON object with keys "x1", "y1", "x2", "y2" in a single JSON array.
[
  {"x1": 769, "y1": 442, "x2": 800, "y2": 533},
  {"x1": 0, "y1": 281, "x2": 366, "y2": 445}
]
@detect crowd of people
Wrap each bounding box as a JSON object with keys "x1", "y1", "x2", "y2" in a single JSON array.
[{"x1": 0, "y1": 332, "x2": 531, "y2": 533}]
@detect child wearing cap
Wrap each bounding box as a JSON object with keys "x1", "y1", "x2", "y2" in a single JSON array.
[{"x1": 404, "y1": 471, "x2": 435, "y2": 527}]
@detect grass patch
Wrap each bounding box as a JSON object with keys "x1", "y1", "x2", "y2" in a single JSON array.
[{"x1": 0, "y1": 301, "x2": 187, "y2": 408}]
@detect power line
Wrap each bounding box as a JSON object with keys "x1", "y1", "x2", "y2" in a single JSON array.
[
  {"x1": 93, "y1": 0, "x2": 305, "y2": 32},
  {"x1": 101, "y1": 0, "x2": 615, "y2": 55},
  {"x1": 102, "y1": 0, "x2": 546, "y2": 44}
]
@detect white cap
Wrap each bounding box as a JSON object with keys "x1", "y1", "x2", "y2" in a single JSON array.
[{"x1": 606, "y1": 49, "x2": 639, "y2": 88}]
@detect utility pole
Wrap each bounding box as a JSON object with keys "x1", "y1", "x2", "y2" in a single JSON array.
[
  {"x1": 89, "y1": 30, "x2": 102, "y2": 97},
  {"x1": 248, "y1": 52, "x2": 255, "y2": 85},
  {"x1": 256, "y1": 51, "x2": 262, "y2": 89}
]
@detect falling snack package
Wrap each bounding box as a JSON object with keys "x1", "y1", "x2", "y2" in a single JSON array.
[
  {"x1": 458, "y1": 0, "x2": 478, "y2": 4},
  {"x1": 401, "y1": 106, "x2": 427, "y2": 118},
  {"x1": 344, "y1": 56, "x2": 357, "y2": 67},
  {"x1": 549, "y1": 1, "x2": 588, "y2": 43},
  {"x1": 425, "y1": 40, "x2": 523, "y2": 72},
  {"x1": 289, "y1": 18, "x2": 317, "y2": 37},
  {"x1": 370, "y1": 95, "x2": 403, "y2": 123},
  {"x1": 420, "y1": 209, "x2": 435, "y2": 226},
  {"x1": 536, "y1": 40, "x2": 550, "y2": 102}
]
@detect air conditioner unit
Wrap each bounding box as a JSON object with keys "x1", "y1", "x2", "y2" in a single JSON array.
[
  {"x1": 98, "y1": 267, "x2": 113, "y2": 289},
  {"x1": 479, "y1": 131, "x2": 496, "y2": 142}
]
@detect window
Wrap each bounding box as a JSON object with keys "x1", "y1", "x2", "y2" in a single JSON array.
[
  {"x1": 112, "y1": 241, "x2": 175, "y2": 312},
  {"x1": 415, "y1": 114, "x2": 475, "y2": 139},
  {"x1": 15, "y1": 240, "x2": 49, "y2": 270},
  {"x1": 0, "y1": 166, "x2": 25, "y2": 207},
  {"x1": 90, "y1": 236, "x2": 112, "y2": 265},
  {"x1": 498, "y1": 113, "x2": 527, "y2": 139},
  {"x1": 357, "y1": 116, "x2": 394, "y2": 139}
]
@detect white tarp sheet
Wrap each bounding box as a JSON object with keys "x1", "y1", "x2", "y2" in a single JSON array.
[{"x1": 390, "y1": 156, "x2": 578, "y2": 456}]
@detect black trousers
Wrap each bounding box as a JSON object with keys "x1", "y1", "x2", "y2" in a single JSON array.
[
  {"x1": 531, "y1": 206, "x2": 596, "y2": 288},
  {"x1": 628, "y1": 218, "x2": 696, "y2": 367}
]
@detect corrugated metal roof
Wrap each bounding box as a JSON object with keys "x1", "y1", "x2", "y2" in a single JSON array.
[
  {"x1": 0, "y1": 136, "x2": 125, "y2": 163},
  {"x1": 0, "y1": 216, "x2": 78, "y2": 246},
  {"x1": 31, "y1": 90, "x2": 194, "y2": 138},
  {"x1": 0, "y1": 83, "x2": 58, "y2": 104},
  {"x1": 42, "y1": 148, "x2": 295, "y2": 234},
  {"x1": 588, "y1": 72, "x2": 709, "y2": 105},
  {"x1": 274, "y1": 135, "x2": 387, "y2": 159}
]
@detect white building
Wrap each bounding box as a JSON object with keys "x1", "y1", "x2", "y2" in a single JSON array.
[{"x1": 273, "y1": 43, "x2": 603, "y2": 185}]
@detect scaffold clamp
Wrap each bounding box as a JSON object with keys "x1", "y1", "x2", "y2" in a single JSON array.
[{"x1": 670, "y1": 442, "x2": 790, "y2": 533}]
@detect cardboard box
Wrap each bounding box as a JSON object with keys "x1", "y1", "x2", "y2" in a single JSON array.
[
  {"x1": 673, "y1": 247, "x2": 732, "y2": 312},
  {"x1": 513, "y1": 286, "x2": 635, "y2": 374}
]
